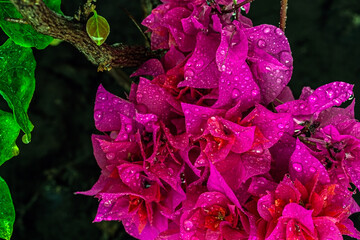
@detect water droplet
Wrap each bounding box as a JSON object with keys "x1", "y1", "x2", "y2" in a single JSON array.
[
  {"x1": 257, "y1": 39, "x2": 266, "y2": 48},
  {"x1": 277, "y1": 123, "x2": 284, "y2": 129},
  {"x1": 113, "y1": 98, "x2": 121, "y2": 104},
  {"x1": 292, "y1": 162, "x2": 303, "y2": 172},
  {"x1": 309, "y1": 167, "x2": 316, "y2": 173},
  {"x1": 106, "y1": 153, "x2": 115, "y2": 160},
  {"x1": 276, "y1": 78, "x2": 282, "y2": 84},
  {"x1": 104, "y1": 200, "x2": 113, "y2": 207},
  {"x1": 279, "y1": 51, "x2": 293, "y2": 67},
  {"x1": 221, "y1": 64, "x2": 226, "y2": 72},
  {"x1": 184, "y1": 69, "x2": 194, "y2": 79},
  {"x1": 251, "y1": 89, "x2": 259, "y2": 96},
  {"x1": 337, "y1": 173, "x2": 346, "y2": 180},
  {"x1": 275, "y1": 28, "x2": 284, "y2": 36},
  {"x1": 326, "y1": 88, "x2": 335, "y2": 99},
  {"x1": 125, "y1": 124, "x2": 132, "y2": 133},
  {"x1": 195, "y1": 60, "x2": 203, "y2": 69},
  {"x1": 22, "y1": 134, "x2": 31, "y2": 144},
  {"x1": 263, "y1": 27, "x2": 271, "y2": 33},
  {"x1": 231, "y1": 88, "x2": 240, "y2": 99},
  {"x1": 183, "y1": 220, "x2": 194, "y2": 231},
  {"x1": 94, "y1": 111, "x2": 103, "y2": 121},
  {"x1": 97, "y1": 93, "x2": 107, "y2": 101},
  {"x1": 120, "y1": 133, "x2": 128, "y2": 141},
  {"x1": 309, "y1": 96, "x2": 317, "y2": 103}
]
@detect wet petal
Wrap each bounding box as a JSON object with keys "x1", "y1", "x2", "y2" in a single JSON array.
[
  {"x1": 290, "y1": 140, "x2": 330, "y2": 185},
  {"x1": 179, "y1": 32, "x2": 221, "y2": 88},
  {"x1": 94, "y1": 85, "x2": 135, "y2": 132}
]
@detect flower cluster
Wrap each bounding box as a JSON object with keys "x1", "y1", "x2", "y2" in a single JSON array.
[{"x1": 78, "y1": 0, "x2": 360, "y2": 239}]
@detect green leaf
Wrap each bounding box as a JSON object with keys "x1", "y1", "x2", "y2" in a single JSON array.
[
  {"x1": 0, "y1": 177, "x2": 15, "y2": 240},
  {"x1": 0, "y1": 0, "x2": 63, "y2": 49},
  {"x1": 0, "y1": 110, "x2": 20, "y2": 166},
  {"x1": 86, "y1": 10, "x2": 110, "y2": 46},
  {"x1": 0, "y1": 39, "x2": 35, "y2": 146}
]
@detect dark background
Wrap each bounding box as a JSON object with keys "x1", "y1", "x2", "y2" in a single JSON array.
[{"x1": 0, "y1": 0, "x2": 359, "y2": 239}]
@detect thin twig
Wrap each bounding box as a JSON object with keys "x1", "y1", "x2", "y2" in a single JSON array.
[
  {"x1": 108, "y1": 68, "x2": 132, "y2": 91},
  {"x1": 123, "y1": 8, "x2": 150, "y2": 47},
  {"x1": 279, "y1": 0, "x2": 288, "y2": 32},
  {"x1": 222, "y1": 0, "x2": 254, "y2": 14}
]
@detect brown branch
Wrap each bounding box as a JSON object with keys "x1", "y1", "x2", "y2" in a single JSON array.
[
  {"x1": 279, "y1": 0, "x2": 288, "y2": 32},
  {"x1": 9, "y1": 0, "x2": 156, "y2": 71},
  {"x1": 222, "y1": 0, "x2": 255, "y2": 14}
]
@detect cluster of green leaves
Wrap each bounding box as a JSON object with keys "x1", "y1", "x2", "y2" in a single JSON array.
[{"x1": 0, "y1": 0, "x2": 62, "y2": 239}]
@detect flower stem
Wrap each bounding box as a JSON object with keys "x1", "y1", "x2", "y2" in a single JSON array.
[
  {"x1": 279, "y1": 0, "x2": 288, "y2": 32},
  {"x1": 222, "y1": 0, "x2": 254, "y2": 14}
]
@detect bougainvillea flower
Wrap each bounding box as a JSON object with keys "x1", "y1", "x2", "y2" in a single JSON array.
[
  {"x1": 180, "y1": 164, "x2": 254, "y2": 240},
  {"x1": 245, "y1": 24, "x2": 293, "y2": 105},
  {"x1": 142, "y1": 0, "x2": 254, "y2": 51},
  {"x1": 142, "y1": 3, "x2": 196, "y2": 51},
  {"x1": 254, "y1": 167, "x2": 360, "y2": 239},
  {"x1": 180, "y1": 191, "x2": 250, "y2": 240},
  {"x1": 309, "y1": 125, "x2": 360, "y2": 190}
]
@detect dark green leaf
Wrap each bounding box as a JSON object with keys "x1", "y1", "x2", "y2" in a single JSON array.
[
  {"x1": 0, "y1": 0, "x2": 63, "y2": 49},
  {"x1": 0, "y1": 39, "x2": 35, "y2": 145},
  {"x1": 86, "y1": 10, "x2": 110, "y2": 46},
  {"x1": 0, "y1": 177, "x2": 15, "y2": 240},
  {"x1": 0, "y1": 110, "x2": 20, "y2": 166}
]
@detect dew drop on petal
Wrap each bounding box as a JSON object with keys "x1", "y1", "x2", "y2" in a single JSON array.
[
  {"x1": 231, "y1": 88, "x2": 240, "y2": 99},
  {"x1": 120, "y1": 133, "x2": 128, "y2": 141},
  {"x1": 184, "y1": 69, "x2": 194, "y2": 79},
  {"x1": 257, "y1": 39, "x2": 266, "y2": 48},
  {"x1": 97, "y1": 93, "x2": 107, "y2": 101},
  {"x1": 106, "y1": 153, "x2": 115, "y2": 160},
  {"x1": 184, "y1": 220, "x2": 194, "y2": 231},
  {"x1": 125, "y1": 124, "x2": 132, "y2": 133},
  {"x1": 309, "y1": 96, "x2": 317, "y2": 103},
  {"x1": 275, "y1": 28, "x2": 284, "y2": 36},
  {"x1": 279, "y1": 51, "x2": 293, "y2": 67},
  {"x1": 263, "y1": 27, "x2": 271, "y2": 34},
  {"x1": 94, "y1": 111, "x2": 103, "y2": 121},
  {"x1": 195, "y1": 60, "x2": 204, "y2": 69},
  {"x1": 292, "y1": 162, "x2": 303, "y2": 172},
  {"x1": 103, "y1": 200, "x2": 112, "y2": 207},
  {"x1": 309, "y1": 167, "x2": 316, "y2": 173},
  {"x1": 326, "y1": 88, "x2": 335, "y2": 99},
  {"x1": 251, "y1": 89, "x2": 259, "y2": 96}
]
